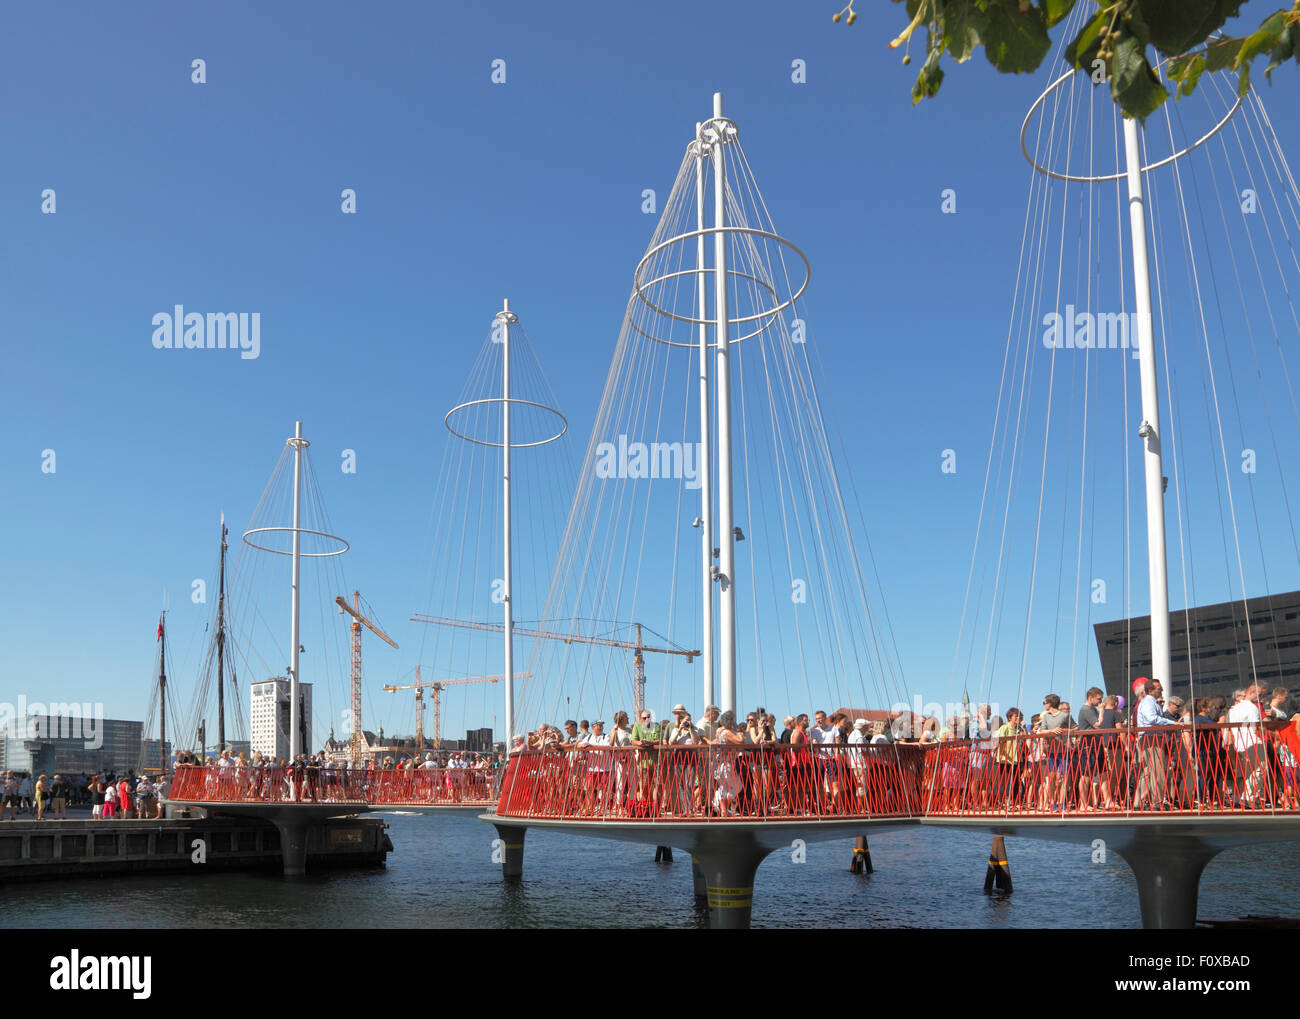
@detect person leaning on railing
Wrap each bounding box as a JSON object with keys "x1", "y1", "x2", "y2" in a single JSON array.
[
  {"x1": 630, "y1": 710, "x2": 663, "y2": 804},
  {"x1": 663, "y1": 706, "x2": 701, "y2": 815},
  {"x1": 994, "y1": 709, "x2": 1025, "y2": 810},
  {"x1": 709, "y1": 710, "x2": 745, "y2": 816}
]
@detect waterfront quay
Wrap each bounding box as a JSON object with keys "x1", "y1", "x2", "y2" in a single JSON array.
[{"x1": 0, "y1": 814, "x2": 390, "y2": 881}]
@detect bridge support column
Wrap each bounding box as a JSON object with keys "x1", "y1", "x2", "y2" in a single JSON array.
[
  {"x1": 691, "y1": 856, "x2": 708, "y2": 903},
  {"x1": 494, "y1": 823, "x2": 526, "y2": 883},
  {"x1": 692, "y1": 844, "x2": 771, "y2": 930},
  {"x1": 850, "y1": 836, "x2": 873, "y2": 874},
  {"x1": 273, "y1": 820, "x2": 309, "y2": 877},
  {"x1": 1119, "y1": 842, "x2": 1221, "y2": 929}
]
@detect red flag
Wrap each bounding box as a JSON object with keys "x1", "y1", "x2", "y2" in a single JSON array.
[{"x1": 157, "y1": 618, "x2": 164, "y2": 641}]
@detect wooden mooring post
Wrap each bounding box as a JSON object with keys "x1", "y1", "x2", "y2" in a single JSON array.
[{"x1": 984, "y1": 835, "x2": 1012, "y2": 893}]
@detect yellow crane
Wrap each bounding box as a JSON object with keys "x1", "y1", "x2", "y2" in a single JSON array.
[
  {"x1": 409, "y1": 615, "x2": 699, "y2": 714},
  {"x1": 382, "y1": 665, "x2": 526, "y2": 748},
  {"x1": 336, "y1": 591, "x2": 399, "y2": 766}
]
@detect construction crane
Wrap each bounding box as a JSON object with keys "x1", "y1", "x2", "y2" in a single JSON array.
[
  {"x1": 381, "y1": 665, "x2": 525, "y2": 748},
  {"x1": 409, "y1": 615, "x2": 699, "y2": 714},
  {"x1": 336, "y1": 591, "x2": 399, "y2": 766}
]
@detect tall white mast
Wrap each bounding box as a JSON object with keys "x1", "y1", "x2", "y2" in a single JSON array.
[
  {"x1": 696, "y1": 120, "x2": 715, "y2": 711},
  {"x1": 1123, "y1": 118, "x2": 1171, "y2": 688},
  {"x1": 288, "y1": 420, "x2": 308, "y2": 760},
  {"x1": 712, "y1": 92, "x2": 737, "y2": 718},
  {"x1": 499, "y1": 298, "x2": 518, "y2": 744}
]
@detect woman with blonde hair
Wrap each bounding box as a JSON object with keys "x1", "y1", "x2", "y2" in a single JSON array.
[
  {"x1": 608, "y1": 710, "x2": 633, "y2": 814},
  {"x1": 710, "y1": 710, "x2": 744, "y2": 815}
]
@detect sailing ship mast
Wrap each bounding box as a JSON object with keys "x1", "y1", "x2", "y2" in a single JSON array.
[
  {"x1": 157, "y1": 610, "x2": 168, "y2": 774},
  {"x1": 216, "y1": 513, "x2": 233, "y2": 750}
]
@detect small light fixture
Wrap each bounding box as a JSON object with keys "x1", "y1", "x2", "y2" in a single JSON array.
[{"x1": 733, "y1": 526, "x2": 746, "y2": 542}]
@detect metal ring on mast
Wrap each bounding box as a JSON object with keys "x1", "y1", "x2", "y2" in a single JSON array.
[
  {"x1": 626, "y1": 267, "x2": 783, "y2": 348},
  {"x1": 242, "y1": 526, "x2": 350, "y2": 556},
  {"x1": 444, "y1": 397, "x2": 568, "y2": 448},
  {"x1": 632, "y1": 225, "x2": 810, "y2": 338},
  {"x1": 1020, "y1": 62, "x2": 1243, "y2": 183}
]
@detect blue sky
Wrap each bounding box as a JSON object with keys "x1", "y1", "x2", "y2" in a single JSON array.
[{"x1": 2, "y1": 1, "x2": 1298, "y2": 746}]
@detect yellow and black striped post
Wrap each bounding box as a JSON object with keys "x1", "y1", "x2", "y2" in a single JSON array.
[
  {"x1": 984, "y1": 835, "x2": 1012, "y2": 893},
  {"x1": 849, "y1": 835, "x2": 873, "y2": 874}
]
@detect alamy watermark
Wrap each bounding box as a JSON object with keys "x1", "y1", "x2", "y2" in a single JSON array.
[
  {"x1": 594, "y1": 435, "x2": 704, "y2": 490},
  {"x1": 0, "y1": 697, "x2": 104, "y2": 749},
  {"x1": 1042, "y1": 305, "x2": 1147, "y2": 359},
  {"x1": 151, "y1": 306, "x2": 260, "y2": 360}
]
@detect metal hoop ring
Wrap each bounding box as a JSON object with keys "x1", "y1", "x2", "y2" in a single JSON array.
[
  {"x1": 627, "y1": 266, "x2": 783, "y2": 348},
  {"x1": 444, "y1": 397, "x2": 568, "y2": 449},
  {"x1": 632, "y1": 226, "x2": 810, "y2": 328},
  {"x1": 1020, "y1": 62, "x2": 1243, "y2": 183},
  {"x1": 242, "y1": 527, "x2": 350, "y2": 557}
]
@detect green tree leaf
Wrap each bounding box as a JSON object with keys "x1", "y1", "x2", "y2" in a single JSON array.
[
  {"x1": 1044, "y1": 0, "x2": 1080, "y2": 29},
  {"x1": 1064, "y1": 8, "x2": 1109, "y2": 67},
  {"x1": 1236, "y1": 10, "x2": 1287, "y2": 66},
  {"x1": 1133, "y1": 0, "x2": 1246, "y2": 57},
  {"x1": 981, "y1": 0, "x2": 1052, "y2": 73},
  {"x1": 1110, "y1": 33, "x2": 1169, "y2": 120}
]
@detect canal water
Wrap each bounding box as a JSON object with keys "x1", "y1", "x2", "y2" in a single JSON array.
[{"x1": 5, "y1": 814, "x2": 1298, "y2": 929}]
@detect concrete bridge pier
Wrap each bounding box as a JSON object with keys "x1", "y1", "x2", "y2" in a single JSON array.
[
  {"x1": 494, "y1": 823, "x2": 527, "y2": 883},
  {"x1": 691, "y1": 841, "x2": 773, "y2": 930},
  {"x1": 1117, "y1": 840, "x2": 1223, "y2": 930},
  {"x1": 273, "y1": 820, "x2": 310, "y2": 877}
]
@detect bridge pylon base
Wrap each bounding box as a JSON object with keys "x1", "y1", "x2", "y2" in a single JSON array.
[
  {"x1": 692, "y1": 841, "x2": 772, "y2": 930},
  {"x1": 1118, "y1": 841, "x2": 1221, "y2": 930},
  {"x1": 494, "y1": 823, "x2": 527, "y2": 883},
  {"x1": 274, "y1": 820, "x2": 309, "y2": 877}
]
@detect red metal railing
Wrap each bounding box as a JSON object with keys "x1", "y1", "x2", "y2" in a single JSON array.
[
  {"x1": 919, "y1": 721, "x2": 1300, "y2": 817},
  {"x1": 492, "y1": 720, "x2": 1300, "y2": 823},
  {"x1": 170, "y1": 720, "x2": 1300, "y2": 822},
  {"x1": 495, "y1": 744, "x2": 926, "y2": 821},
  {"x1": 168, "y1": 765, "x2": 503, "y2": 807}
]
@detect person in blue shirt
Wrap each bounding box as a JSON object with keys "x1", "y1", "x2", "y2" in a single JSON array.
[{"x1": 1134, "y1": 677, "x2": 1178, "y2": 809}]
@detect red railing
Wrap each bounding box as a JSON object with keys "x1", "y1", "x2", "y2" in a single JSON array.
[
  {"x1": 168, "y1": 765, "x2": 503, "y2": 807},
  {"x1": 919, "y1": 721, "x2": 1300, "y2": 817},
  {"x1": 495, "y1": 744, "x2": 926, "y2": 821},
  {"x1": 492, "y1": 721, "x2": 1300, "y2": 823}
]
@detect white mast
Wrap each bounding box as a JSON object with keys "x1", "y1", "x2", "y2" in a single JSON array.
[
  {"x1": 288, "y1": 420, "x2": 308, "y2": 761},
  {"x1": 1122, "y1": 118, "x2": 1171, "y2": 688},
  {"x1": 696, "y1": 120, "x2": 715, "y2": 711},
  {"x1": 712, "y1": 92, "x2": 737, "y2": 718},
  {"x1": 499, "y1": 298, "x2": 517, "y2": 744}
]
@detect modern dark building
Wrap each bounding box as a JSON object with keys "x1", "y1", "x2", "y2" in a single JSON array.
[
  {"x1": 1094, "y1": 589, "x2": 1300, "y2": 703},
  {"x1": 465, "y1": 727, "x2": 493, "y2": 752}
]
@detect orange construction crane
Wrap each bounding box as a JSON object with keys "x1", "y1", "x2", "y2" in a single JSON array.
[
  {"x1": 382, "y1": 665, "x2": 526, "y2": 748},
  {"x1": 336, "y1": 591, "x2": 398, "y2": 766},
  {"x1": 409, "y1": 615, "x2": 698, "y2": 714}
]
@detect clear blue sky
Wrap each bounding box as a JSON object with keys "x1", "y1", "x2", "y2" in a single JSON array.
[{"x1": 2, "y1": 1, "x2": 1297, "y2": 745}]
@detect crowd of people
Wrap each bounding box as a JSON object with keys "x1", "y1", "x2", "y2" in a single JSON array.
[
  {"x1": 929, "y1": 679, "x2": 1300, "y2": 813},
  {"x1": 1, "y1": 770, "x2": 169, "y2": 820},
  {"x1": 173, "y1": 747, "x2": 503, "y2": 803},
  {"x1": 504, "y1": 704, "x2": 903, "y2": 818},
  {"x1": 501, "y1": 681, "x2": 1300, "y2": 818}
]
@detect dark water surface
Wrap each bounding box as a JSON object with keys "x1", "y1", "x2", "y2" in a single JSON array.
[{"x1": 6, "y1": 813, "x2": 1298, "y2": 929}]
